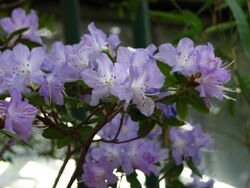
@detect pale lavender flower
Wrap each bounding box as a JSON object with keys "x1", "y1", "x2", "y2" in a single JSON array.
[
  {"x1": 0, "y1": 89, "x2": 37, "y2": 142},
  {"x1": 156, "y1": 38, "x2": 198, "y2": 76},
  {"x1": 40, "y1": 42, "x2": 66, "y2": 105},
  {"x1": 187, "y1": 174, "x2": 214, "y2": 188},
  {"x1": 81, "y1": 53, "x2": 128, "y2": 105},
  {"x1": 0, "y1": 8, "x2": 42, "y2": 43},
  {"x1": 99, "y1": 114, "x2": 138, "y2": 141},
  {"x1": 169, "y1": 125, "x2": 213, "y2": 165},
  {"x1": 83, "y1": 159, "x2": 118, "y2": 188},
  {"x1": 127, "y1": 49, "x2": 165, "y2": 116},
  {"x1": 121, "y1": 140, "x2": 168, "y2": 175},
  {"x1": 195, "y1": 44, "x2": 231, "y2": 100},
  {"x1": 0, "y1": 44, "x2": 45, "y2": 93}
]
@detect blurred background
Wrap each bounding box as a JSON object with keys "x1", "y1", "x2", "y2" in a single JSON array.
[{"x1": 0, "y1": 0, "x2": 250, "y2": 187}]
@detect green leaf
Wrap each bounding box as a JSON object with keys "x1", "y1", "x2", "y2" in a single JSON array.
[
  {"x1": 19, "y1": 38, "x2": 41, "y2": 49},
  {"x1": 204, "y1": 21, "x2": 236, "y2": 33},
  {"x1": 163, "y1": 118, "x2": 185, "y2": 127},
  {"x1": 0, "y1": 129, "x2": 32, "y2": 148},
  {"x1": 23, "y1": 92, "x2": 46, "y2": 107},
  {"x1": 126, "y1": 172, "x2": 142, "y2": 188},
  {"x1": 226, "y1": 0, "x2": 250, "y2": 59},
  {"x1": 161, "y1": 159, "x2": 184, "y2": 178},
  {"x1": 149, "y1": 11, "x2": 187, "y2": 24},
  {"x1": 168, "y1": 164, "x2": 184, "y2": 178},
  {"x1": 78, "y1": 126, "x2": 93, "y2": 140},
  {"x1": 56, "y1": 137, "x2": 73, "y2": 149},
  {"x1": 156, "y1": 60, "x2": 172, "y2": 76},
  {"x1": 186, "y1": 89, "x2": 209, "y2": 113},
  {"x1": 138, "y1": 119, "x2": 155, "y2": 137},
  {"x1": 6, "y1": 28, "x2": 29, "y2": 43},
  {"x1": 186, "y1": 158, "x2": 202, "y2": 178},
  {"x1": 71, "y1": 106, "x2": 87, "y2": 121},
  {"x1": 42, "y1": 127, "x2": 65, "y2": 139},
  {"x1": 128, "y1": 106, "x2": 147, "y2": 121},
  {"x1": 176, "y1": 100, "x2": 188, "y2": 120}
]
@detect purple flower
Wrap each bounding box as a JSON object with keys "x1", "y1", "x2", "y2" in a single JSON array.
[
  {"x1": 81, "y1": 53, "x2": 128, "y2": 105},
  {"x1": 81, "y1": 23, "x2": 120, "y2": 57},
  {"x1": 169, "y1": 125, "x2": 213, "y2": 165},
  {"x1": 127, "y1": 49, "x2": 165, "y2": 116},
  {"x1": 40, "y1": 42, "x2": 66, "y2": 105},
  {"x1": 187, "y1": 174, "x2": 214, "y2": 188},
  {"x1": 195, "y1": 44, "x2": 231, "y2": 100},
  {"x1": 0, "y1": 89, "x2": 37, "y2": 142},
  {"x1": 0, "y1": 8, "x2": 42, "y2": 43},
  {"x1": 0, "y1": 44, "x2": 45, "y2": 93},
  {"x1": 156, "y1": 38, "x2": 231, "y2": 100},
  {"x1": 121, "y1": 140, "x2": 168, "y2": 175},
  {"x1": 156, "y1": 38, "x2": 198, "y2": 76},
  {"x1": 99, "y1": 114, "x2": 138, "y2": 141},
  {"x1": 82, "y1": 159, "x2": 118, "y2": 188}
]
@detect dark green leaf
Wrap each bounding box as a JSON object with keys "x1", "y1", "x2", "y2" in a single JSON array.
[
  {"x1": 176, "y1": 101, "x2": 188, "y2": 120},
  {"x1": 168, "y1": 164, "x2": 184, "y2": 178},
  {"x1": 42, "y1": 127, "x2": 65, "y2": 139},
  {"x1": 71, "y1": 106, "x2": 87, "y2": 121},
  {"x1": 204, "y1": 21, "x2": 236, "y2": 33},
  {"x1": 56, "y1": 137, "x2": 73, "y2": 149},
  {"x1": 163, "y1": 118, "x2": 185, "y2": 127},
  {"x1": 0, "y1": 129, "x2": 32, "y2": 148},
  {"x1": 126, "y1": 171, "x2": 142, "y2": 188},
  {"x1": 128, "y1": 106, "x2": 147, "y2": 121},
  {"x1": 78, "y1": 126, "x2": 93, "y2": 140},
  {"x1": 156, "y1": 60, "x2": 172, "y2": 76},
  {"x1": 186, "y1": 158, "x2": 202, "y2": 178},
  {"x1": 138, "y1": 119, "x2": 155, "y2": 137},
  {"x1": 23, "y1": 92, "x2": 46, "y2": 107},
  {"x1": 6, "y1": 28, "x2": 29, "y2": 43},
  {"x1": 186, "y1": 89, "x2": 209, "y2": 113},
  {"x1": 19, "y1": 38, "x2": 41, "y2": 49},
  {"x1": 226, "y1": 0, "x2": 250, "y2": 59}
]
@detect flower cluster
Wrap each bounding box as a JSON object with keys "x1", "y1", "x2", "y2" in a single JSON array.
[
  {"x1": 82, "y1": 114, "x2": 168, "y2": 187},
  {"x1": 170, "y1": 125, "x2": 214, "y2": 165},
  {"x1": 0, "y1": 89, "x2": 37, "y2": 141},
  {"x1": 0, "y1": 8, "x2": 42, "y2": 44},
  {"x1": 0, "y1": 8, "x2": 232, "y2": 188},
  {"x1": 156, "y1": 38, "x2": 231, "y2": 100}
]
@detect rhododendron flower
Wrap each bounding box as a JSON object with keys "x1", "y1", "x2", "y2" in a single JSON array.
[
  {"x1": 0, "y1": 8, "x2": 42, "y2": 43},
  {"x1": 0, "y1": 89, "x2": 37, "y2": 141}
]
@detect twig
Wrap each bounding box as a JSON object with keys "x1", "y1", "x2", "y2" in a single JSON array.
[
  {"x1": 96, "y1": 135, "x2": 143, "y2": 144},
  {"x1": 52, "y1": 145, "x2": 72, "y2": 188},
  {"x1": 70, "y1": 105, "x2": 101, "y2": 135},
  {"x1": 113, "y1": 113, "x2": 124, "y2": 141},
  {"x1": 0, "y1": 0, "x2": 29, "y2": 10},
  {"x1": 66, "y1": 104, "x2": 123, "y2": 188}
]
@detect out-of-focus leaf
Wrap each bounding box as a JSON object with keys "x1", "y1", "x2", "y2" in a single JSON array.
[
  {"x1": 19, "y1": 38, "x2": 41, "y2": 49},
  {"x1": 204, "y1": 21, "x2": 236, "y2": 33},
  {"x1": 126, "y1": 171, "x2": 142, "y2": 188},
  {"x1": 42, "y1": 127, "x2": 65, "y2": 139},
  {"x1": 176, "y1": 101, "x2": 188, "y2": 120},
  {"x1": 185, "y1": 89, "x2": 209, "y2": 113},
  {"x1": 78, "y1": 126, "x2": 93, "y2": 140},
  {"x1": 0, "y1": 129, "x2": 32, "y2": 148},
  {"x1": 226, "y1": 0, "x2": 250, "y2": 59},
  {"x1": 6, "y1": 28, "x2": 28, "y2": 43},
  {"x1": 149, "y1": 11, "x2": 186, "y2": 24},
  {"x1": 186, "y1": 158, "x2": 202, "y2": 177},
  {"x1": 138, "y1": 119, "x2": 155, "y2": 137}
]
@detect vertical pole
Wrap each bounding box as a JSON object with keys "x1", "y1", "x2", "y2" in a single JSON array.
[
  {"x1": 60, "y1": 1, "x2": 83, "y2": 187},
  {"x1": 60, "y1": 0, "x2": 81, "y2": 44},
  {"x1": 133, "y1": 0, "x2": 151, "y2": 48}
]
